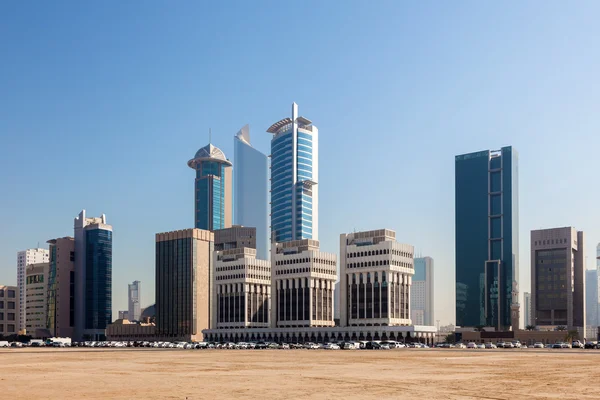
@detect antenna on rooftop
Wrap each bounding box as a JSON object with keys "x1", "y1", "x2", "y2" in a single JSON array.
[{"x1": 209, "y1": 128, "x2": 212, "y2": 144}]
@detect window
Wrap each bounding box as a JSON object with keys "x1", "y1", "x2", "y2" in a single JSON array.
[
  {"x1": 7, "y1": 324, "x2": 15, "y2": 333},
  {"x1": 7, "y1": 313, "x2": 14, "y2": 321},
  {"x1": 0, "y1": 312, "x2": 3, "y2": 321},
  {"x1": 7, "y1": 290, "x2": 15, "y2": 298},
  {"x1": 7, "y1": 302, "x2": 15, "y2": 310}
]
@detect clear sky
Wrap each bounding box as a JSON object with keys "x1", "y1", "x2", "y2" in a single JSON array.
[{"x1": 1, "y1": 1, "x2": 599, "y2": 325}]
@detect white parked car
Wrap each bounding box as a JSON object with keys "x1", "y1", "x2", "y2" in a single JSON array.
[
  {"x1": 455, "y1": 343, "x2": 466, "y2": 349},
  {"x1": 484, "y1": 342, "x2": 497, "y2": 349},
  {"x1": 466, "y1": 342, "x2": 477, "y2": 349},
  {"x1": 533, "y1": 342, "x2": 544, "y2": 349},
  {"x1": 476, "y1": 343, "x2": 485, "y2": 349},
  {"x1": 323, "y1": 343, "x2": 340, "y2": 350}
]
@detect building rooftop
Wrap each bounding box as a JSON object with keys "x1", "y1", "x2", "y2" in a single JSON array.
[{"x1": 188, "y1": 143, "x2": 232, "y2": 169}]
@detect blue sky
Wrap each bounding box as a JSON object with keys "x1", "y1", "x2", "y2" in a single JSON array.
[{"x1": 1, "y1": 1, "x2": 599, "y2": 325}]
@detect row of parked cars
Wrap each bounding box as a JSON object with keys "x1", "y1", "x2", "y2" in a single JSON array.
[
  {"x1": 437, "y1": 340, "x2": 599, "y2": 349},
  {"x1": 66, "y1": 340, "x2": 431, "y2": 350}
]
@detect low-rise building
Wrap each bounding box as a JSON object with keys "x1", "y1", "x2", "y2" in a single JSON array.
[
  {"x1": 106, "y1": 319, "x2": 156, "y2": 342},
  {"x1": 339, "y1": 229, "x2": 414, "y2": 328},
  {"x1": 25, "y1": 263, "x2": 49, "y2": 338},
  {"x1": 0, "y1": 285, "x2": 20, "y2": 337},
  {"x1": 271, "y1": 239, "x2": 337, "y2": 328},
  {"x1": 212, "y1": 247, "x2": 270, "y2": 329}
]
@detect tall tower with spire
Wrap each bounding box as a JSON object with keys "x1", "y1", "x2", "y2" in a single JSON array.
[
  {"x1": 188, "y1": 143, "x2": 233, "y2": 231},
  {"x1": 267, "y1": 103, "x2": 319, "y2": 243}
]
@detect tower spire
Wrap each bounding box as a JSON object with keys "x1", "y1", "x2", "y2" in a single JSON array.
[{"x1": 209, "y1": 128, "x2": 212, "y2": 144}]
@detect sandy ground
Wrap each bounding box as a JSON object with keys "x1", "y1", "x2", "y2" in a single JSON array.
[{"x1": 0, "y1": 348, "x2": 599, "y2": 399}]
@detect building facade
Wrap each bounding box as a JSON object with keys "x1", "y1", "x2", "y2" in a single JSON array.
[
  {"x1": 531, "y1": 227, "x2": 585, "y2": 332},
  {"x1": 74, "y1": 210, "x2": 113, "y2": 341},
  {"x1": 46, "y1": 237, "x2": 75, "y2": 338},
  {"x1": 188, "y1": 143, "x2": 233, "y2": 231},
  {"x1": 585, "y1": 270, "x2": 598, "y2": 327},
  {"x1": 411, "y1": 257, "x2": 434, "y2": 326},
  {"x1": 0, "y1": 286, "x2": 19, "y2": 337},
  {"x1": 155, "y1": 228, "x2": 213, "y2": 342},
  {"x1": 339, "y1": 229, "x2": 414, "y2": 328},
  {"x1": 118, "y1": 311, "x2": 129, "y2": 320},
  {"x1": 268, "y1": 103, "x2": 318, "y2": 243},
  {"x1": 271, "y1": 239, "x2": 336, "y2": 328},
  {"x1": 25, "y1": 263, "x2": 49, "y2": 337},
  {"x1": 455, "y1": 146, "x2": 519, "y2": 330},
  {"x1": 523, "y1": 292, "x2": 531, "y2": 327},
  {"x1": 214, "y1": 226, "x2": 257, "y2": 252},
  {"x1": 213, "y1": 247, "x2": 271, "y2": 329},
  {"x1": 17, "y1": 248, "x2": 49, "y2": 332},
  {"x1": 233, "y1": 125, "x2": 269, "y2": 260},
  {"x1": 128, "y1": 280, "x2": 141, "y2": 322}
]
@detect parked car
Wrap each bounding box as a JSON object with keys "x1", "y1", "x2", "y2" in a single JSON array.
[
  {"x1": 561, "y1": 342, "x2": 571, "y2": 348},
  {"x1": 484, "y1": 342, "x2": 497, "y2": 349},
  {"x1": 466, "y1": 342, "x2": 477, "y2": 349},
  {"x1": 504, "y1": 342, "x2": 515, "y2": 349},
  {"x1": 511, "y1": 341, "x2": 522, "y2": 348},
  {"x1": 323, "y1": 343, "x2": 340, "y2": 350},
  {"x1": 476, "y1": 343, "x2": 485, "y2": 349},
  {"x1": 533, "y1": 342, "x2": 544, "y2": 349},
  {"x1": 279, "y1": 343, "x2": 290, "y2": 350},
  {"x1": 496, "y1": 342, "x2": 505, "y2": 348},
  {"x1": 584, "y1": 341, "x2": 598, "y2": 349},
  {"x1": 455, "y1": 343, "x2": 466, "y2": 349},
  {"x1": 571, "y1": 340, "x2": 584, "y2": 349},
  {"x1": 365, "y1": 341, "x2": 381, "y2": 350},
  {"x1": 552, "y1": 342, "x2": 563, "y2": 349}
]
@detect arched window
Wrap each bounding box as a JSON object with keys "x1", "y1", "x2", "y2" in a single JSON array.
[{"x1": 359, "y1": 273, "x2": 364, "y2": 284}]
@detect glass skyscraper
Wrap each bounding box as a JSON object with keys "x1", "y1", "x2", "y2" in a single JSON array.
[
  {"x1": 188, "y1": 143, "x2": 233, "y2": 231},
  {"x1": 74, "y1": 210, "x2": 113, "y2": 341},
  {"x1": 267, "y1": 103, "x2": 318, "y2": 243},
  {"x1": 233, "y1": 124, "x2": 269, "y2": 259},
  {"x1": 455, "y1": 146, "x2": 519, "y2": 329}
]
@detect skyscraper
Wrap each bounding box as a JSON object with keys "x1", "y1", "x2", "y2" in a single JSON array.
[
  {"x1": 46, "y1": 237, "x2": 75, "y2": 338},
  {"x1": 411, "y1": 257, "x2": 435, "y2": 326},
  {"x1": 268, "y1": 102, "x2": 318, "y2": 243},
  {"x1": 531, "y1": 227, "x2": 585, "y2": 332},
  {"x1": 25, "y1": 263, "x2": 49, "y2": 337},
  {"x1": 455, "y1": 146, "x2": 519, "y2": 330},
  {"x1": 523, "y1": 292, "x2": 531, "y2": 327},
  {"x1": 188, "y1": 143, "x2": 233, "y2": 231},
  {"x1": 17, "y1": 248, "x2": 49, "y2": 332},
  {"x1": 233, "y1": 124, "x2": 269, "y2": 259},
  {"x1": 74, "y1": 210, "x2": 113, "y2": 341},
  {"x1": 155, "y1": 228, "x2": 213, "y2": 341},
  {"x1": 128, "y1": 280, "x2": 141, "y2": 322},
  {"x1": 585, "y1": 270, "x2": 598, "y2": 327}
]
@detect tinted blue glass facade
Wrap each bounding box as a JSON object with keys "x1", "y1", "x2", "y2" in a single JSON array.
[
  {"x1": 271, "y1": 130, "x2": 294, "y2": 242},
  {"x1": 455, "y1": 146, "x2": 518, "y2": 329},
  {"x1": 84, "y1": 229, "x2": 112, "y2": 331},
  {"x1": 234, "y1": 136, "x2": 269, "y2": 260},
  {"x1": 271, "y1": 128, "x2": 316, "y2": 242},
  {"x1": 195, "y1": 162, "x2": 227, "y2": 231}
]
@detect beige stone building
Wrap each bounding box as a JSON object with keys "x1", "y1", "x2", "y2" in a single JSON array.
[
  {"x1": 0, "y1": 285, "x2": 20, "y2": 336},
  {"x1": 155, "y1": 228, "x2": 213, "y2": 342},
  {"x1": 271, "y1": 239, "x2": 337, "y2": 328},
  {"x1": 46, "y1": 237, "x2": 75, "y2": 338},
  {"x1": 339, "y1": 229, "x2": 414, "y2": 328},
  {"x1": 25, "y1": 263, "x2": 49, "y2": 337},
  {"x1": 106, "y1": 319, "x2": 156, "y2": 341},
  {"x1": 213, "y1": 247, "x2": 270, "y2": 329}
]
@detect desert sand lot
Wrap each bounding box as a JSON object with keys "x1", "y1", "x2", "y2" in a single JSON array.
[{"x1": 0, "y1": 348, "x2": 599, "y2": 399}]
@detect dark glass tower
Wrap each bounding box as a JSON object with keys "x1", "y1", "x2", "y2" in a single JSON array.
[
  {"x1": 74, "y1": 210, "x2": 113, "y2": 341},
  {"x1": 455, "y1": 147, "x2": 519, "y2": 330}
]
